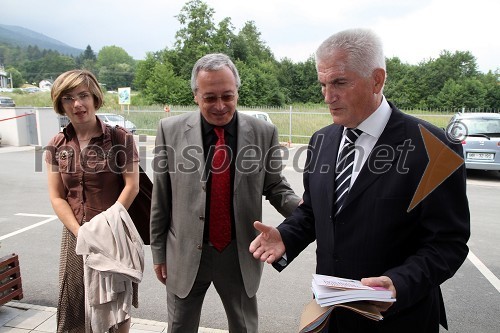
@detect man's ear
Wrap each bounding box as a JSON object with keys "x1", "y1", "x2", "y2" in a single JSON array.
[
  {"x1": 372, "y1": 68, "x2": 386, "y2": 94},
  {"x1": 193, "y1": 94, "x2": 199, "y2": 105}
]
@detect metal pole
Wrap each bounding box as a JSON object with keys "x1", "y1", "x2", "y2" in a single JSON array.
[{"x1": 288, "y1": 105, "x2": 292, "y2": 147}]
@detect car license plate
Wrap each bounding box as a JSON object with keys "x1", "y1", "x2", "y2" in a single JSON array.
[{"x1": 467, "y1": 152, "x2": 494, "y2": 160}]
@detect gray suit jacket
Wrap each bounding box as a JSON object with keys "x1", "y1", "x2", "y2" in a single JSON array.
[{"x1": 150, "y1": 111, "x2": 300, "y2": 298}]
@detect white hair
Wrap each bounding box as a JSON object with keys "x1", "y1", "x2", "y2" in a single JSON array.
[{"x1": 315, "y1": 28, "x2": 386, "y2": 77}]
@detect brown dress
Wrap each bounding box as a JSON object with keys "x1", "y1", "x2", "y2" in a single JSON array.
[{"x1": 46, "y1": 118, "x2": 138, "y2": 332}]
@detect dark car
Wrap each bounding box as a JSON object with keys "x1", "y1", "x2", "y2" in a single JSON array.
[
  {"x1": 447, "y1": 112, "x2": 500, "y2": 171},
  {"x1": 0, "y1": 96, "x2": 15, "y2": 107}
]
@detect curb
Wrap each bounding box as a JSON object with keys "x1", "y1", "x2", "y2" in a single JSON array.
[{"x1": 3, "y1": 302, "x2": 229, "y2": 333}]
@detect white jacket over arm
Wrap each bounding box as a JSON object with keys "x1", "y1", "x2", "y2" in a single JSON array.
[{"x1": 76, "y1": 201, "x2": 144, "y2": 333}]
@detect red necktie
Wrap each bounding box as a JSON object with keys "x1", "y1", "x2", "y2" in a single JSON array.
[{"x1": 209, "y1": 127, "x2": 231, "y2": 252}]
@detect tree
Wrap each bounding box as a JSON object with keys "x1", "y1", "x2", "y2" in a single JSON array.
[
  {"x1": 436, "y1": 78, "x2": 487, "y2": 109},
  {"x1": 97, "y1": 46, "x2": 134, "y2": 68},
  {"x1": 76, "y1": 45, "x2": 97, "y2": 72},
  {"x1": 384, "y1": 57, "x2": 420, "y2": 109},
  {"x1": 134, "y1": 52, "x2": 160, "y2": 91},
  {"x1": 173, "y1": 0, "x2": 217, "y2": 77},
  {"x1": 237, "y1": 60, "x2": 284, "y2": 106},
  {"x1": 80, "y1": 45, "x2": 97, "y2": 62},
  {"x1": 26, "y1": 45, "x2": 43, "y2": 61},
  {"x1": 98, "y1": 63, "x2": 135, "y2": 91},
  {"x1": 417, "y1": 50, "x2": 479, "y2": 107},
  {"x1": 96, "y1": 46, "x2": 135, "y2": 90},
  {"x1": 142, "y1": 61, "x2": 192, "y2": 105},
  {"x1": 6, "y1": 67, "x2": 23, "y2": 88},
  {"x1": 211, "y1": 17, "x2": 236, "y2": 57},
  {"x1": 479, "y1": 70, "x2": 500, "y2": 110},
  {"x1": 232, "y1": 21, "x2": 274, "y2": 64},
  {"x1": 20, "y1": 51, "x2": 76, "y2": 84},
  {"x1": 135, "y1": 50, "x2": 192, "y2": 105}
]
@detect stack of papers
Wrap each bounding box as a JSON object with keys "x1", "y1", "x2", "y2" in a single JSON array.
[
  {"x1": 298, "y1": 274, "x2": 397, "y2": 333},
  {"x1": 312, "y1": 274, "x2": 395, "y2": 307}
]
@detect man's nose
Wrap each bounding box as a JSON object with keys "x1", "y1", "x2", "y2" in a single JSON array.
[{"x1": 323, "y1": 87, "x2": 338, "y2": 104}]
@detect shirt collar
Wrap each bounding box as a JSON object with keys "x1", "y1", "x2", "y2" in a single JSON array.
[
  {"x1": 62, "y1": 115, "x2": 106, "y2": 141},
  {"x1": 201, "y1": 112, "x2": 237, "y2": 138},
  {"x1": 356, "y1": 95, "x2": 392, "y2": 140}
]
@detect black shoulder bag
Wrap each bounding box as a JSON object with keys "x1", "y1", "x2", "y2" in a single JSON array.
[{"x1": 111, "y1": 125, "x2": 152, "y2": 245}]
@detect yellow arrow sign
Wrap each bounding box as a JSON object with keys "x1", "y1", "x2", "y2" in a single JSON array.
[{"x1": 408, "y1": 124, "x2": 464, "y2": 212}]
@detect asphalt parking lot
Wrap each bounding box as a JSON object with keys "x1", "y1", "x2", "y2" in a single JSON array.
[{"x1": 0, "y1": 143, "x2": 499, "y2": 332}]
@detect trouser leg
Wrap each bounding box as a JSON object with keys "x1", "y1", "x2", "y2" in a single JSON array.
[
  {"x1": 212, "y1": 241, "x2": 258, "y2": 333},
  {"x1": 166, "y1": 249, "x2": 212, "y2": 333}
]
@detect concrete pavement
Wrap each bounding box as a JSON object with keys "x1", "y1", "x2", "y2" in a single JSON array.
[{"x1": 0, "y1": 301, "x2": 228, "y2": 333}]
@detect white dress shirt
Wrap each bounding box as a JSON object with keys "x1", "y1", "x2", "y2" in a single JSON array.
[{"x1": 338, "y1": 96, "x2": 392, "y2": 187}]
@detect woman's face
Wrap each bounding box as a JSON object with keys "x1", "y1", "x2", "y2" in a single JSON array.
[{"x1": 61, "y1": 84, "x2": 97, "y2": 126}]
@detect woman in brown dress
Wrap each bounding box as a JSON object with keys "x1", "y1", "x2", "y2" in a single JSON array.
[{"x1": 45, "y1": 70, "x2": 139, "y2": 333}]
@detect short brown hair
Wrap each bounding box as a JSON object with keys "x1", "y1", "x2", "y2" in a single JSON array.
[{"x1": 51, "y1": 70, "x2": 104, "y2": 115}]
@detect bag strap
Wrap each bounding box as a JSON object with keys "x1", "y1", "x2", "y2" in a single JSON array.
[
  {"x1": 110, "y1": 124, "x2": 147, "y2": 176},
  {"x1": 109, "y1": 125, "x2": 126, "y2": 182},
  {"x1": 109, "y1": 124, "x2": 120, "y2": 147}
]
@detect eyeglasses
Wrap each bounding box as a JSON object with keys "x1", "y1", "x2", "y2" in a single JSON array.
[
  {"x1": 61, "y1": 92, "x2": 92, "y2": 104},
  {"x1": 200, "y1": 93, "x2": 236, "y2": 104}
]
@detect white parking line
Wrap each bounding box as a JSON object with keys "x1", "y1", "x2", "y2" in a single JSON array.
[
  {"x1": 468, "y1": 250, "x2": 500, "y2": 293},
  {"x1": 0, "y1": 213, "x2": 58, "y2": 241}
]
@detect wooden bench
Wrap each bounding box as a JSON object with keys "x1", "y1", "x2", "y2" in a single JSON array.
[{"x1": 0, "y1": 253, "x2": 23, "y2": 306}]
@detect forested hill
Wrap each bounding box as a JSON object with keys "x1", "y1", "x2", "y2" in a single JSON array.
[{"x1": 0, "y1": 24, "x2": 83, "y2": 57}]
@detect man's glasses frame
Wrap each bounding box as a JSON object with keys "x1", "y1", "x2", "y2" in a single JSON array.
[{"x1": 200, "y1": 93, "x2": 237, "y2": 104}]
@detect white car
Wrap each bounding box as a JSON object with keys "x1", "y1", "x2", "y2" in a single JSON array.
[
  {"x1": 239, "y1": 110, "x2": 273, "y2": 124},
  {"x1": 97, "y1": 113, "x2": 137, "y2": 133},
  {"x1": 0, "y1": 96, "x2": 15, "y2": 107}
]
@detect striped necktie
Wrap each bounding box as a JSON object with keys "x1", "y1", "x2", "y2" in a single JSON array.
[{"x1": 334, "y1": 128, "x2": 363, "y2": 215}]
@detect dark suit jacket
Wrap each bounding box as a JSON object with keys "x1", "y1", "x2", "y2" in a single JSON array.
[{"x1": 277, "y1": 104, "x2": 470, "y2": 333}]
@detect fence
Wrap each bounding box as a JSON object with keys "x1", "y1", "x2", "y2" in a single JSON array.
[{"x1": 61, "y1": 106, "x2": 498, "y2": 145}]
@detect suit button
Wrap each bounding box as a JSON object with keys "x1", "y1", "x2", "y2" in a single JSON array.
[
  {"x1": 199, "y1": 216, "x2": 205, "y2": 221},
  {"x1": 202, "y1": 185, "x2": 206, "y2": 192},
  {"x1": 197, "y1": 244, "x2": 202, "y2": 250}
]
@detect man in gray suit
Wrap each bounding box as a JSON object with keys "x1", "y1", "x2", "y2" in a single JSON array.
[{"x1": 150, "y1": 53, "x2": 301, "y2": 333}]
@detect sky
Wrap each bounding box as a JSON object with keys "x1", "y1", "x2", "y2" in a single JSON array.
[{"x1": 2, "y1": 0, "x2": 499, "y2": 73}]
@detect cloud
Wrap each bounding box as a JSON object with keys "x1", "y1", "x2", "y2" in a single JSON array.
[{"x1": 2, "y1": 0, "x2": 498, "y2": 72}]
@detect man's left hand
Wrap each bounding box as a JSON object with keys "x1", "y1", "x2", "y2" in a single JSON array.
[{"x1": 361, "y1": 275, "x2": 396, "y2": 312}]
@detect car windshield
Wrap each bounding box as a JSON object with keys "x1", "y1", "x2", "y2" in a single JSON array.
[{"x1": 462, "y1": 118, "x2": 500, "y2": 136}]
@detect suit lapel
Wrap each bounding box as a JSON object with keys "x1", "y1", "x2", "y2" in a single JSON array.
[
  {"x1": 234, "y1": 115, "x2": 255, "y2": 191},
  {"x1": 342, "y1": 106, "x2": 407, "y2": 210},
  {"x1": 184, "y1": 112, "x2": 206, "y2": 180},
  {"x1": 320, "y1": 126, "x2": 343, "y2": 213}
]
